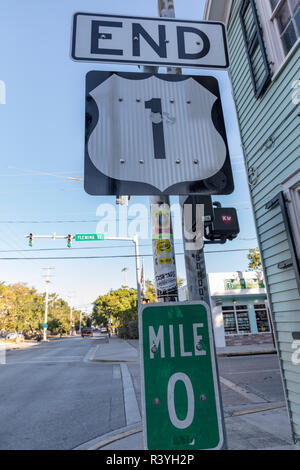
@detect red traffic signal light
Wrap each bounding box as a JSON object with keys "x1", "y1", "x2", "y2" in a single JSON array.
[
  {"x1": 29, "y1": 233, "x2": 33, "y2": 247},
  {"x1": 67, "y1": 234, "x2": 72, "y2": 248}
]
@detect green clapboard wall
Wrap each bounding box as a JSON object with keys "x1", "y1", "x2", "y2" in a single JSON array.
[{"x1": 227, "y1": 0, "x2": 300, "y2": 443}]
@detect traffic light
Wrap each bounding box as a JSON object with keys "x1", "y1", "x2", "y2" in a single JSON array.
[
  {"x1": 67, "y1": 234, "x2": 72, "y2": 248},
  {"x1": 29, "y1": 233, "x2": 33, "y2": 247},
  {"x1": 142, "y1": 298, "x2": 150, "y2": 304}
]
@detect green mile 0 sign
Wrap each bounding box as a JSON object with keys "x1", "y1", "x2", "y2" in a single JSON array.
[{"x1": 139, "y1": 302, "x2": 224, "y2": 450}]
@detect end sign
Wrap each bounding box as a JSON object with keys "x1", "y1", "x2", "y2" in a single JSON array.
[
  {"x1": 72, "y1": 13, "x2": 229, "y2": 69},
  {"x1": 139, "y1": 301, "x2": 224, "y2": 450}
]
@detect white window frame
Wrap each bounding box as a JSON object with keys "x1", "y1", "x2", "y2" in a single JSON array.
[
  {"x1": 282, "y1": 169, "x2": 300, "y2": 258},
  {"x1": 256, "y1": 0, "x2": 300, "y2": 75},
  {"x1": 222, "y1": 304, "x2": 251, "y2": 335},
  {"x1": 254, "y1": 304, "x2": 271, "y2": 333}
]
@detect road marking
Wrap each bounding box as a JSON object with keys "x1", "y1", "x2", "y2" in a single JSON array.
[
  {"x1": 120, "y1": 363, "x2": 141, "y2": 426},
  {"x1": 113, "y1": 365, "x2": 121, "y2": 379},
  {"x1": 224, "y1": 368, "x2": 280, "y2": 375},
  {"x1": 220, "y1": 376, "x2": 266, "y2": 403},
  {"x1": 233, "y1": 403, "x2": 286, "y2": 416},
  {"x1": 83, "y1": 344, "x2": 100, "y2": 363}
]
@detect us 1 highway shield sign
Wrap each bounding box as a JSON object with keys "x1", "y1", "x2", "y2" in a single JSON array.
[{"x1": 85, "y1": 72, "x2": 233, "y2": 196}]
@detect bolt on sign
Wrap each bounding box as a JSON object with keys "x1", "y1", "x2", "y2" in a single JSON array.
[
  {"x1": 139, "y1": 302, "x2": 224, "y2": 450},
  {"x1": 85, "y1": 72, "x2": 233, "y2": 195},
  {"x1": 72, "y1": 13, "x2": 229, "y2": 69}
]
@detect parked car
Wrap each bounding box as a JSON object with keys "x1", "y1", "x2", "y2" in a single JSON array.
[
  {"x1": 100, "y1": 327, "x2": 108, "y2": 333},
  {"x1": 5, "y1": 332, "x2": 24, "y2": 340},
  {"x1": 81, "y1": 327, "x2": 93, "y2": 337}
]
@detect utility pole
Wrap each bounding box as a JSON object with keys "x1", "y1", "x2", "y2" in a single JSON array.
[
  {"x1": 41, "y1": 267, "x2": 55, "y2": 341},
  {"x1": 121, "y1": 267, "x2": 128, "y2": 287},
  {"x1": 147, "y1": 0, "x2": 179, "y2": 303},
  {"x1": 70, "y1": 305, "x2": 73, "y2": 335},
  {"x1": 159, "y1": 0, "x2": 227, "y2": 448}
]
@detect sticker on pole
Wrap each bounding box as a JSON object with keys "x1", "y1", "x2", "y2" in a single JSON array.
[
  {"x1": 139, "y1": 301, "x2": 224, "y2": 450},
  {"x1": 85, "y1": 72, "x2": 233, "y2": 196}
]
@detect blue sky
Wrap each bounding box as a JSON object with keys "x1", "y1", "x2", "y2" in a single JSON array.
[{"x1": 0, "y1": 0, "x2": 257, "y2": 311}]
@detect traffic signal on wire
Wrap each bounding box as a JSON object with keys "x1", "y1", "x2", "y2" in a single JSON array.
[
  {"x1": 67, "y1": 234, "x2": 72, "y2": 248},
  {"x1": 29, "y1": 233, "x2": 33, "y2": 247}
]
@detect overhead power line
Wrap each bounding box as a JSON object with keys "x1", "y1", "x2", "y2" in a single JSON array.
[
  {"x1": 0, "y1": 239, "x2": 257, "y2": 254},
  {"x1": 0, "y1": 248, "x2": 254, "y2": 261}
]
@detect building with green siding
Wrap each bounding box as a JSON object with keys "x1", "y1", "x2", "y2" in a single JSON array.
[{"x1": 205, "y1": 0, "x2": 300, "y2": 447}]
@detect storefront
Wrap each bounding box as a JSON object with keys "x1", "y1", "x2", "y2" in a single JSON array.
[{"x1": 179, "y1": 271, "x2": 273, "y2": 348}]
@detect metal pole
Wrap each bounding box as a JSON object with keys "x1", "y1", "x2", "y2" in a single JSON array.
[
  {"x1": 148, "y1": 0, "x2": 179, "y2": 303},
  {"x1": 179, "y1": 197, "x2": 228, "y2": 449},
  {"x1": 44, "y1": 283, "x2": 49, "y2": 341},
  {"x1": 70, "y1": 305, "x2": 73, "y2": 335},
  {"x1": 41, "y1": 267, "x2": 55, "y2": 341},
  {"x1": 133, "y1": 234, "x2": 142, "y2": 310}
]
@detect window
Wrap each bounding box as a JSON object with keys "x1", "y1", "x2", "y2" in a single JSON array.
[
  {"x1": 256, "y1": 0, "x2": 300, "y2": 74},
  {"x1": 270, "y1": 0, "x2": 300, "y2": 55},
  {"x1": 222, "y1": 305, "x2": 251, "y2": 334},
  {"x1": 283, "y1": 170, "x2": 300, "y2": 258},
  {"x1": 254, "y1": 304, "x2": 271, "y2": 332},
  {"x1": 240, "y1": 0, "x2": 271, "y2": 97}
]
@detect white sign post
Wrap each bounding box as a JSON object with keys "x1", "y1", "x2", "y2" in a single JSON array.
[{"x1": 72, "y1": 13, "x2": 229, "y2": 69}]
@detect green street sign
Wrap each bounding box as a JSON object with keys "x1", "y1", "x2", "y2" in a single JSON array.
[
  {"x1": 75, "y1": 233, "x2": 104, "y2": 241},
  {"x1": 139, "y1": 301, "x2": 224, "y2": 450}
]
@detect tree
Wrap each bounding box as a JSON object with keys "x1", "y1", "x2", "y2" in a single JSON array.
[
  {"x1": 92, "y1": 287, "x2": 138, "y2": 331},
  {"x1": 144, "y1": 280, "x2": 156, "y2": 302},
  {"x1": 0, "y1": 282, "x2": 83, "y2": 337},
  {"x1": 248, "y1": 248, "x2": 262, "y2": 271}
]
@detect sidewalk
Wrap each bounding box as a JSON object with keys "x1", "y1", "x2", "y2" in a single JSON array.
[
  {"x1": 91, "y1": 336, "x2": 139, "y2": 362},
  {"x1": 0, "y1": 339, "x2": 39, "y2": 351},
  {"x1": 127, "y1": 338, "x2": 277, "y2": 357},
  {"x1": 83, "y1": 336, "x2": 296, "y2": 451},
  {"x1": 216, "y1": 342, "x2": 276, "y2": 357},
  {"x1": 95, "y1": 405, "x2": 296, "y2": 450}
]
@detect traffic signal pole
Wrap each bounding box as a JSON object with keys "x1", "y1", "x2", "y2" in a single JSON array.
[{"x1": 25, "y1": 233, "x2": 142, "y2": 310}]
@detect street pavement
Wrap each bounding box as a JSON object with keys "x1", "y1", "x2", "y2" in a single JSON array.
[
  {"x1": 0, "y1": 334, "x2": 126, "y2": 450},
  {"x1": 90, "y1": 337, "x2": 295, "y2": 450},
  {"x1": 0, "y1": 334, "x2": 296, "y2": 450}
]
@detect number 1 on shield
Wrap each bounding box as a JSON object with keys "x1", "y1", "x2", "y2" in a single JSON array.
[{"x1": 145, "y1": 98, "x2": 166, "y2": 159}]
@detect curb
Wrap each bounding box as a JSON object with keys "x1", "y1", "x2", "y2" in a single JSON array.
[
  {"x1": 217, "y1": 349, "x2": 276, "y2": 357},
  {"x1": 90, "y1": 359, "x2": 138, "y2": 363},
  {"x1": 73, "y1": 424, "x2": 142, "y2": 450}
]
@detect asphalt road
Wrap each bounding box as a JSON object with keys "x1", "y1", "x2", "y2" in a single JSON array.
[
  {"x1": 0, "y1": 336, "x2": 286, "y2": 450},
  {"x1": 0, "y1": 335, "x2": 125, "y2": 450}
]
